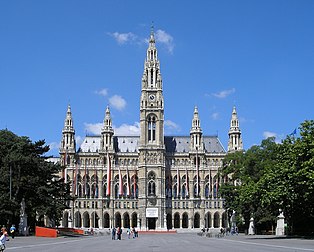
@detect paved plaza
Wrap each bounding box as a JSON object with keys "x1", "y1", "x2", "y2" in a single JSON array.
[{"x1": 3, "y1": 233, "x2": 314, "y2": 252}]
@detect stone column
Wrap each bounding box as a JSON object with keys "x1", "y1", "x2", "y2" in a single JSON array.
[{"x1": 276, "y1": 209, "x2": 285, "y2": 236}]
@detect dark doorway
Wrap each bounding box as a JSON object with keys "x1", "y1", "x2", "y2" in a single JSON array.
[
  {"x1": 167, "y1": 213, "x2": 172, "y2": 230},
  {"x1": 147, "y1": 218, "x2": 156, "y2": 230}
]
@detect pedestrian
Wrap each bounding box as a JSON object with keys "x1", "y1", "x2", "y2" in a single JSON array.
[
  {"x1": 134, "y1": 227, "x2": 138, "y2": 238},
  {"x1": 0, "y1": 227, "x2": 8, "y2": 251},
  {"x1": 117, "y1": 227, "x2": 121, "y2": 240},
  {"x1": 132, "y1": 227, "x2": 135, "y2": 239},
  {"x1": 111, "y1": 227, "x2": 116, "y2": 240},
  {"x1": 127, "y1": 227, "x2": 131, "y2": 239},
  {"x1": 9, "y1": 225, "x2": 16, "y2": 239}
]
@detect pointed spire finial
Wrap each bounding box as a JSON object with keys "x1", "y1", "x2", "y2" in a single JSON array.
[
  {"x1": 151, "y1": 21, "x2": 154, "y2": 34},
  {"x1": 149, "y1": 21, "x2": 155, "y2": 44}
]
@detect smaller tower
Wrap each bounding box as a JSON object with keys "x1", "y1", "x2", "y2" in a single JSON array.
[
  {"x1": 100, "y1": 106, "x2": 114, "y2": 152},
  {"x1": 60, "y1": 105, "x2": 76, "y2": 165},
  {"x1": 228, "y1": 106, "x2": 243, "y2": 152},
  {"x1": 190, "y1": 106, "x2": 203, "y2": 151}
]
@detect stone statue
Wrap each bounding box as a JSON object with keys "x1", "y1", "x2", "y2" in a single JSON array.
[{"x1": 19, "y1": 198, "x2": 28, "y2": 236}]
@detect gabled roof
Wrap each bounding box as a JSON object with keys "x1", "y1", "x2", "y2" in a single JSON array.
[
  {"x1": 78, "y1": 135, "x2": 225, "y2": 154},
  {"x1": 164, "y1": 136, "x2": 226, "y2": 153}
]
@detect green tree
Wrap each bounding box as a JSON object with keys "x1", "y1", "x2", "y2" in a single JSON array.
[
  {"x1": 0, "y1": 129, "x2": 71, "y2": 229},
  {"x1": 260, "y1": 120, "x2": 314, "y2": 234},
  {"x1": 220, "y1": 137, "x2": 279, "y2": 233},
  {"x1": 221, "y1": 121, "x2": 314, "y2": 235}
]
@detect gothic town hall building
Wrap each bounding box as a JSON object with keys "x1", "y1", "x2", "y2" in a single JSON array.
[{"x1": 59, "y1": 29, "x2": 243, "y2": 231}]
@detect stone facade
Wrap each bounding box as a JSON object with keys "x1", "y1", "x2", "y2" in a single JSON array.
[{"x1": 59, "y1": 29, "x2": 243, "y2": 231}]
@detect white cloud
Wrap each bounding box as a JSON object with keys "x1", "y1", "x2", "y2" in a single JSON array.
[
  {"x1": 263, "y1": 131, "x2": 277, "y2": 139},
  {"x1": 114, "y1": 122, "x2": 140, "y2": 136},
  {"x1": 164, "y1": 120, "x2": 181, "y2": 134},
  {"x1": 165, "y1": 120, "x2": 180, "y2": 130},
  {"x1": 49, "y1": 141, "x2": 60, "y2": 151},
  {"x1": 76, "y1": 135, "x2": 84, "y2": 147},
  {"x1": 108, "y1": 29, "x2": 174, "y2": 53},
  {"x1": 109, "y1": 32, "x2": 137, "y2": 45},
  {"x1": 95, "y1": 88, "x2": 108, "y2": 97},
  {"x1": 263, "y1": 131, "x2": 284, "y2": 144},
  {"x1": 109, "y1": 95, "x2": 126, "y2": 111},
  {"x1": 84, "y1": 122, "x2": 103, "y2": 135},
  {"x1": 84, "y1": 122, "x2": 140, "y2": 136},
  {"x1": 211, "y1": 112, "x2": 219, "y2": 120},
  {"x1": 212, "y1": 88, "x2": 235, "y2": 98},
  {"x1": 155, "y1": 29, "x2": 174, "y2": 53}
]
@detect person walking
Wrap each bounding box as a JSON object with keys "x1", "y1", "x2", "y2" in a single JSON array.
[
  {"x1": 9, "y1": 225, "x2": 16, "y2": 239},
  {"x1": 111, "y1": 227, "x2": 116, "y2": 240},
  {"x1": 116, "y1": 227, "x2": 121, "y2": 240},
  {"x1": 127, "y1": 227, "x2": 131, "y2": 239},
  {"x1": 0, "y1": 227, "x2": 8, "y2": 251}
]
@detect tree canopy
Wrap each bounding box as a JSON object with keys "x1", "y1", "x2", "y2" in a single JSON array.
[
  {"x1": 220, "y1": 120, "x2": 314, "y2": 235},
  {"x1": 0, "y1": 129, "x2": 71, "y2": 229}
]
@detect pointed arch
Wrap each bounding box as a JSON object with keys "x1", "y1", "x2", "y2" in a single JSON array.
[
  {"x1": 182, "y1": 212, "x2": 189, "y2": 228},
  {"x1": 222, "y1": 211, "x2": 228, "y2": 228},
  {"x1": 102, "y1": 174, "x2": 107, "y2": 198},
  {"x1": 147, "y1": 171, "x2": 156, "y2": 196},
  {"x1": 205, "y1": 212, "x2": 212, "y2": 228},
  {"x1": 83, "y1": 212, "x2": 90, "y2": 228},
  {"x1": 75, "y1": 211, "x2": 81, "y2": 228},
  {"x1": 165, "y1": 175, "x2": 172, "y2": 198},
  {"x1": 123, "y1": 212, "x2": 130, "y2": 228},
  {"x1": 131, "y1": 212, "x2": 138, "y2": 228},
  {"x1": 214, "y1": 212, "x2": 220, "y2": 228},
  {"x1": 193, "y1": 175, "x2": 200, "y2": 197},
  {"x1": 91, "y1": 212, "x2": 99, "y2": 228},
  {"x1": 174, "y1": 212, "x2": 180, "y2": 229},
  {"x1": 194, "y1": 212, "x2": 200, "y2": 228},
  {"x1": 147, "y1": 114, "x2": 157, "y2": 142},
  {"x1": 103, "y1": 212, "x2": 110, "y2": 228},
  {"x1": 115, "y1": 212, "x2": 122, "y2": 228},
  {"x1": 131, "y1": 174, "x2": 138, "y2": 199}
]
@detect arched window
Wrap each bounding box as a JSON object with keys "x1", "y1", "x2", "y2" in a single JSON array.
[
  {"x1": 131, "y1": 174, "x2": 138, "y2": 198},
  {"x1": 173, "y1": 175, "x2": 179, "y2": 198},
  {"x1": 165, "y1": 176, "x2": 172, "y2": 198},
  {"x1": 204, "y1": 175, "x2": 211, "y2": 198},
  {"x1": 147, "y1": 171, "x2": 156, "y2": 196},
  {"x1": 103, "y1": 174, "x2": 107, "y2": 197},
  {"x1": 182, "y1": 184, "x2": 186, "y2": 198},
  {"x1": 148, "y1": 115, "x2": 156, "y2": 142},
  {"x1": 193, "y1": 175, "x2": 200, "y2": 197},
  {"x1": 114, "y1": 175, "x2": 120, "y2": 199}
]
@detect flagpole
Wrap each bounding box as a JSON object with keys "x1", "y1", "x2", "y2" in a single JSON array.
[
  {"x1": 176, "y1": 166, "x2": 180, "y2": 198},
  {"x1": 196, "y1": 147, "x2": 199, "y2": 197}
]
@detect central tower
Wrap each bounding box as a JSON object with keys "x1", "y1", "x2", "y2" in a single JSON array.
[
  {"x1": 138, "y1": 26, "x2": 166, "y2": 230},
  {"x1": 139, "y1": 27, "x2": 164, "y2": 147}
]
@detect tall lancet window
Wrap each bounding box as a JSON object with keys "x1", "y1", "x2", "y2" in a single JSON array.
[
  {"x1": 151, "y1": 69, "x2": 154, "y2": 85},
  {"x1": 148, "y1": 115, "x2": 156, "y2": 142},
  {"x1": 147, "y1": 171, "x2": 156, "y2": 196}
]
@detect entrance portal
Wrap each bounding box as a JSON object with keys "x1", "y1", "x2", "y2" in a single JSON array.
[{"x1": 147, "y1": 218, "x2": 156, "y2": 230}]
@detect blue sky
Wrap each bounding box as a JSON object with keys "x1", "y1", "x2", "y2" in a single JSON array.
[{"x1": 1, "y1": 0, "x2": 313, "y2": 157}]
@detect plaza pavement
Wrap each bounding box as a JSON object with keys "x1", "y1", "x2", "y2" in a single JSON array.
[{"x1": 3, "y1": 232, "x2": 314, "y2": 252}]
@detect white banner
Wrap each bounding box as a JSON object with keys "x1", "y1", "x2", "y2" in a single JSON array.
[{"x1": 146, "y1": 208, "x2": 158, "y2": 218}]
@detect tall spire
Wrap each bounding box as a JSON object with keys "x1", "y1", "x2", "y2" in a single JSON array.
[
  {"x1": 190, "y1": 106, "x2": 203, "y2": 151},
  {"x1": 60, "y1": 104, "x2": 76, "y2": 154},
  {"x1": 139, "y1": 26, "x2": 164, "y2": 147},
  {"x1": 100, "y1": 106, "x2": 114, "y2": 152},
  {"x1": 149, "y1": 22, "x2": 155, "y2": 45},
  {"x1": 228, "y1": 106, "x2": 243, "y2": 152}
]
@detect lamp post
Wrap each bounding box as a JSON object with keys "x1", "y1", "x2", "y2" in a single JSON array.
[{"x1": 9, "y1": 165, "x2": 12, "y2": 200}]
